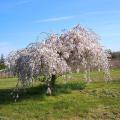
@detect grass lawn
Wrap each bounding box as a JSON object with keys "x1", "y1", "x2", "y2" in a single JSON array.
[{"x1": 0, "y1": 69, "x2": 120, "y2": 120}]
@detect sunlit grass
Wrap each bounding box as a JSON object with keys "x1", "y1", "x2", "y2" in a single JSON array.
[{"x1": 0, "y1": 69, "x2": 120, "y2": 120}]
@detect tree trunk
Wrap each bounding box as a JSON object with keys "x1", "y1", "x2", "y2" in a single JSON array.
[
  {"x1": 50, "y1": 74, "x2": 56, "y2": 89},
  {"x1": 46, "y1": 74, "x2": 56, "y2": 95}
]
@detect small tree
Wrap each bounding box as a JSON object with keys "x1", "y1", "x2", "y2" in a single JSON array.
[
  {"x1": 0, "y1": 54, "x2": 6, "y2": 70},
  {"x1": 6, "y1": 25, "x2": 111, "y2": 99}
]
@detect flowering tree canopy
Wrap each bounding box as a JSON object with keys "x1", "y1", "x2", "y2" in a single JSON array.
[{"x1": 6, "y1": 24, "x2": 111, "y2": 97}]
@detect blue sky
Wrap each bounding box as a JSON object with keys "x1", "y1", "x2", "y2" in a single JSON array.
[{"x1": 0, "y1": 0, "x2": 120, "y2": 55}]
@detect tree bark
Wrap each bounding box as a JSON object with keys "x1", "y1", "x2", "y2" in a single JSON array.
[
  {"x1": 46, "y1": 74, "x2": 56, "y2": 95},
  {"x1": 50, "y1": 74, "x2": 56, "y2": 89}
]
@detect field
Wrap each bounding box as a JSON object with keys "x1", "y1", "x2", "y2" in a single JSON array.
[{"x1": 0, "y1": 69, "x2": 120, "y2": 120}]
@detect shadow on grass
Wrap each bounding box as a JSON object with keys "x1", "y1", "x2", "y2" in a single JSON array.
[{"x1": 0, "y1": 82, "x2": 86, "y2": 105}]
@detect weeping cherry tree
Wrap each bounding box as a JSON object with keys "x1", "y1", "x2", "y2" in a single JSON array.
[{"x1": 6, "y1": 25, "x2": 111, "y2": 100}]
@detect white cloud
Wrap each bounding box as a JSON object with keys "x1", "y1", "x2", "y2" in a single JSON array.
[
  {"x1": 15, "y1": 0, "x2": 32, "y2": 6},
  {"x1": 34, "y1": 16, "x2": 75, "y2": 23},
  {"x1": 83, "y1": 10, "x2": 120, "y2": 16},
  {"x1": 34, "y1": 9, "x2": 120, "y2": 23},
  {"x1": 0, "y1": 0, "x2": 32, "y2": 9}
]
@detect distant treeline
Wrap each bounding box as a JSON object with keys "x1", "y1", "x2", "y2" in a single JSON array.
[{"x1": 111, "y1": 51, "x2": 120, "y2": 60}]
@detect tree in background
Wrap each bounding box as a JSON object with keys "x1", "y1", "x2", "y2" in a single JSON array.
[
  {"x1": 111, "y1": 51, "x2": 120, "y2": 60},
  {"x1": 0, "y1": 54, "x2": 6, "y2": 70}
]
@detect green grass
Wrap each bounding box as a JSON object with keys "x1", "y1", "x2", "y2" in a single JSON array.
[{"x1": 0, "y1": 69, "x2": 120, "y2": 120}]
